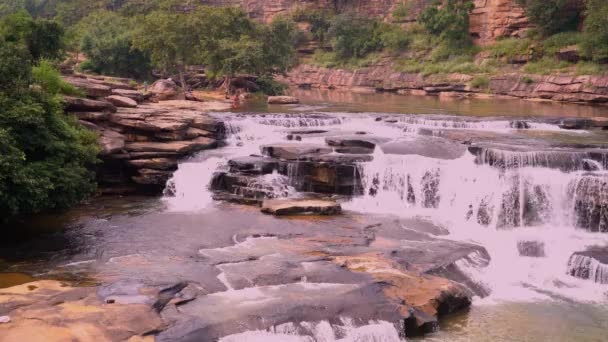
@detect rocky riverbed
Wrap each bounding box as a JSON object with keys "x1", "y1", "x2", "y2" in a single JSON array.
[{"x1": 2, "y1": 91, "x2": 608, "y2": 341}]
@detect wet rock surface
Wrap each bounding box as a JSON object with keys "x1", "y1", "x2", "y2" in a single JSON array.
[
  {"x1": 261, "y1": 198, "x2": 341, "y2": 215},
  {"x1": 567, "y1": 247, "x2": 608, "y2": 284}
]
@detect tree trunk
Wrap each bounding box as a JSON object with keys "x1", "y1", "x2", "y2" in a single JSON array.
[{"x1": 179, "y1": 70, "x2": 187, "y2": 93}]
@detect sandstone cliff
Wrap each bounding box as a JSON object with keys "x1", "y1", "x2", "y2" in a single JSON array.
[{"x1": 207, "y1": 0, "x2": 531, "y2": 45}]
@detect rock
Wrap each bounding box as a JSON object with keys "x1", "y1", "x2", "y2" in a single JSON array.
[
  {"x1": 261, "y1": 198, "x2": 341, "y2": 216},
  {"x1": 556, "y1": 45, "x2": 580, "y2": 63},
  {"x1": 559, "y1": 118, "x2": 593, "y2": 130},
  {"x1": 517, "y1": 240, "x2": 545, "y2": 257},
  {"x1": 99, "y1": 129, "x2": 126, "y2": 155},
  {"x1": 567, "y1": 247, "x2": 608, "y2": 284},
  {"x1": 0, "y1": 316, "x2": 9, "y2": 323},
  {"x1": 185, "y1": 92, "x2": 204, "y2": 102},
  {"x1": 228, "y1": 156, "x2": 279, "y2": 174},
  {"x1": 261, "y1": 144, "x2": 332, "y2": 160},
  {"x1": 126, "y1": 158, "x2": 178, "y2": 170},
  {"x1": 125, "y1": 137, "x2": 217, "y2": 155},
  {"x1": 62, "y1": 76, "x2": 112, "y2": 97},
  {"x1": 334, "y1": 146, "x2": 375, "y2": 154},
  {"x1": 150, "y1": 79, "x2": 178, "y2": 100},
  {"x1": 64, "y1": 96, "x2": 117, "y2": 113},
  {"x1": 132, "y1": 169, "x2": 173, "y2": 185},
  {"x1": 0, "y1": 280, "x2": 163, "y2": 342},
  {"x1": 111, "y1": 89, "x2": 144, "y2": 103},
  {"x1": 267, "y1": 96, "x2": 299, "y2": 104},
  {"x1": 510, "y1": 120, "x2": 530, "y2": 129},
  {"x1": 325, "y1": 136, "x2": 379, "y2": 149},
  {"x1": 380, "y1": 136, "x2": 466, "y2": 160},
  {"x1": 72, "y1": 112, "x2": 110, "y2": 122},
  {"x1": 106, "y1": 95, "x2": 138, "y2": 108}
]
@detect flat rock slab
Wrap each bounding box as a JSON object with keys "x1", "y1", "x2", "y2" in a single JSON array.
[
  {"x1": 380, "y1": 136, "x2": 466, "y2": 160},
  {"x1": 106, "y1": 95, "x2": 138, "y2": 108},
  {"x1": 261, "y1": 198, "x2": 341, "y2": 216},
  {"x1": 267, "y1": 96, "x2": 299, "y2": 104},
  {"x1": 64, "y1": 96, "x2": 117, "y2": 113},
  {"x1": 261, "y1": 143, "x2": 332, "y2": 160}
]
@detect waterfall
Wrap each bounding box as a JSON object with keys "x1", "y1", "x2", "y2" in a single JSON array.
[{"x1": 567, "y1": 253, "x2": 608, "y2": 284}]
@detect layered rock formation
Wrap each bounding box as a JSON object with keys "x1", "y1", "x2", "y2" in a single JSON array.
[
  {"x1": 63, "y1": 75, "x2": 230, "y2": 194},
  {"x1": 208, "y1": 0, "x2": 530, "y2": 45},
  {"x1": 282, "y1": 64, "x2": 608, "y2": 105}
]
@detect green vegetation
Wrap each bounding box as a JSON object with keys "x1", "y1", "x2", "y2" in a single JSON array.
[
  {"x1": 580, "y1": 0, "x2": 608, "y2": 62},
  {"x1": 392, "y1": 2, "x2": 411, "y2": 22},
  {"x1": 77, "y1": 10, "x2": 151, "y2": 79},
  {"x1": 0, "y1": 12, "x2": 98, "y2": 221},
  {"x1": 470, "y1": 75, "x2": 490, "y2": 89},
  {"x1": 419, "y1": 0, "x2": 474, "y2": 47},
  {"x1": 516, "y1": 0, "x2": 581, "y2": 36}
]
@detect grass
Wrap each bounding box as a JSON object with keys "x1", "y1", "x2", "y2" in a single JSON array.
[
  {"x1": 310, "y1": 50, "x2": 384, "y2": 70},
  {"x1": 470, "y1": 75, "x2": 490, "y2": 89},
  {"x1": 523, "y1": 57, "x2": 572, "y2": 75},
  {"x1": 487, "y1": 38, "x2": 531, "y2": 62},
  {"x1": 541, "y1": 31, "x2": 583, "y2": 55},
  {"x1": 575, "y1": 61, "x2": 608, "y2": 75}
]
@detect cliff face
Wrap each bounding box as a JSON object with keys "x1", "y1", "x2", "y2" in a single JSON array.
[{"x1": 205, "y1": 0, "x2": 530, "y2": 45}]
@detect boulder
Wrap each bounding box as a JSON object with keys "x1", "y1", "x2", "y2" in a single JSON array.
[
  {"x1": 567, "y1": 247, "x2": 608, "y2": 284},
  {"x1": 267, "y1": 96, "x2": 299, "y2": 104},
  {"x1": 132, "y1": 169, "x2": 174, "y2": 185},
  {"x1": 150, "y1": 79, "x2": 178, "y2": 100},
  {"x1": 261, "y1": 144, "x2": 332, "y2": 160},
  {"x1": 228, "y1": 156, "x2": 279, "y2": 174},
  {"x1": 556, "y1": 45, "x2": 580, "y2": 63},
  {"x1": 99, "y1": 129, "x2": 126, "y2": 155},
  {"x1": 64, "y1": 96, "x2": 117, "y2": 113},
  {"x1": 72, "y1": 112, "x2": 110, "y2": 122},
  {"x1": 261, "y1": 198, "x2": 341, "y2": 216},
  {"x1": 106, "y1": 95, "x2": 138, "y2": 108}
]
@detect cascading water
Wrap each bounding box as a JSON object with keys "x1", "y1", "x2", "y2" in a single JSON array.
[{"x1": 165, "y1": 110, "x2": 608, "y2": 307}]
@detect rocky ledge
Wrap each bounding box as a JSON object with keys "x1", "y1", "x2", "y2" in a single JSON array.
[
  {"x1": 281, "y1": 64, "x2": 608, "y2": 106},
  {"x1": 63, "y1": 75, "x2": 230, "y2": 194}
]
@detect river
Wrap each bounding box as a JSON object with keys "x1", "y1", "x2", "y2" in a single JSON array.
[{"x1": 1, "y1": 90, "x2": 608, "y2": 341}]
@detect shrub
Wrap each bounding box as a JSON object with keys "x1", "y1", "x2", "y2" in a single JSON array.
[
  {"x1": 541, "y1": 31, "x2": 583, "y2": 55},
  {"x1": 418, "y1": 0, "x2": 475, "y2": 47},
  {"x1": 580, "y1": 0, "x2": 608, "y2": 62},
  {"x1": 392, "y1": 2, "x2": 411, "y2": 22},
  {"x1": 515, "y1": 0, "x2": 581, "y2": 36},
  {"x1": 521, "y1": 75, "x2": 535, "y2": 84},
  {"x1": 575, "y1": 62, "x2": 608, "y2": 76},
  {"x1": 470, "y1": 75, "x2": 490, "y2": 89}
]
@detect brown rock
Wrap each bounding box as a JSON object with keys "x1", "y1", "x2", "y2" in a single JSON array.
[
  {"x1": 64, "y1": 96, "x2": 117, "y2": 113},
  {"x1": 111, "y1": 89, "x2": 144, "y2": 103},
  {"x1": 261, "y1": 198, "x2": 342, "y2": 216},
  {"x1": 126, "y1": 158, "x2": 178, "y2": 170},
  {"x1": 267, "y1": 96, "x2": 300, "y2": 104},
  {"x1": 125, "y1": 137, "x2": 217, "y2": 154},
  {"x1": 150, "y1": 79, "x2": 178, "y2": 101},
  {"x1": 106, "y1": 95, "x2": 138, "y2": 108},
  {"x1": 62, "y1": 76, "x2": 112, "y2": 97}
]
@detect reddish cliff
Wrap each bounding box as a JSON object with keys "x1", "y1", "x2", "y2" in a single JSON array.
[{"x1": 206, "y1": 0, "x2": 531, "y2": 45}]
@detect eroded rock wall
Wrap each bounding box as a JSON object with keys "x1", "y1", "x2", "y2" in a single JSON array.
[{"x1": 206, "y1": 0, "x2": 530, "y2": 45}]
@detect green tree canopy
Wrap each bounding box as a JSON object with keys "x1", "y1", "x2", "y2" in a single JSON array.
[
  {"x1": 419, "y1": 0, "x2": 475, "y2": 47},
  {"x1": 0, "y1": 12, "x2": 98, "y2": 221},
  {"x1": 580, "y1": 0, "x2": 608, "y2": 62}
]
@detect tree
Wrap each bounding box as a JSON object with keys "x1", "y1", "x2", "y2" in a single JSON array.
[
  {"x1": 0, "y1": 13, "x2": 98, "y2": 221},
  {"x1": 516, "y1": 0, "x2": 581, "y2": 36},
  {"x1": 580, "y1": 0, "x2": 608, "y2": 62},
  {"x1": 77, "y1": 10, "x2": 151, "y2": 79},
  {"x1": 0, "y1": 10, "x2": 65, "y2": 61},
  {"x1": 132, "y1": 3, "x2": 206, "y2": 89},
  {"x1": 328, "y1": 13, "x2": 383, "y2": 59}
]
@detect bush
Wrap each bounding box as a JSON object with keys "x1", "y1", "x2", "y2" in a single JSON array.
[
  {"x1": 392, "y1": 2, "x2": 411, "y2": 22},
  {"x1": 541, "y1": 31, "x2": 582, "y2": 55},
  {"x1": 292, "y1": 8, "x2": 333, "y2": 43},
  {"x1": 256, "y1": 75, "x2": 288, "y2": 96},
  {"x1": 580, "y1": 0, "x2": 608, "y2": 63},
  {"x1": 470, "y1": 75, "x2": 490, "y2": 89},
  {"x1": 418, "y1": 0, "x2": 474, "y2": 47},
  {"x1": 575, "y1": 62, "x2": 608, "y2": 76},
  {"x1": 515, "y1": 0, "x2": 581, "y2": 36}
]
